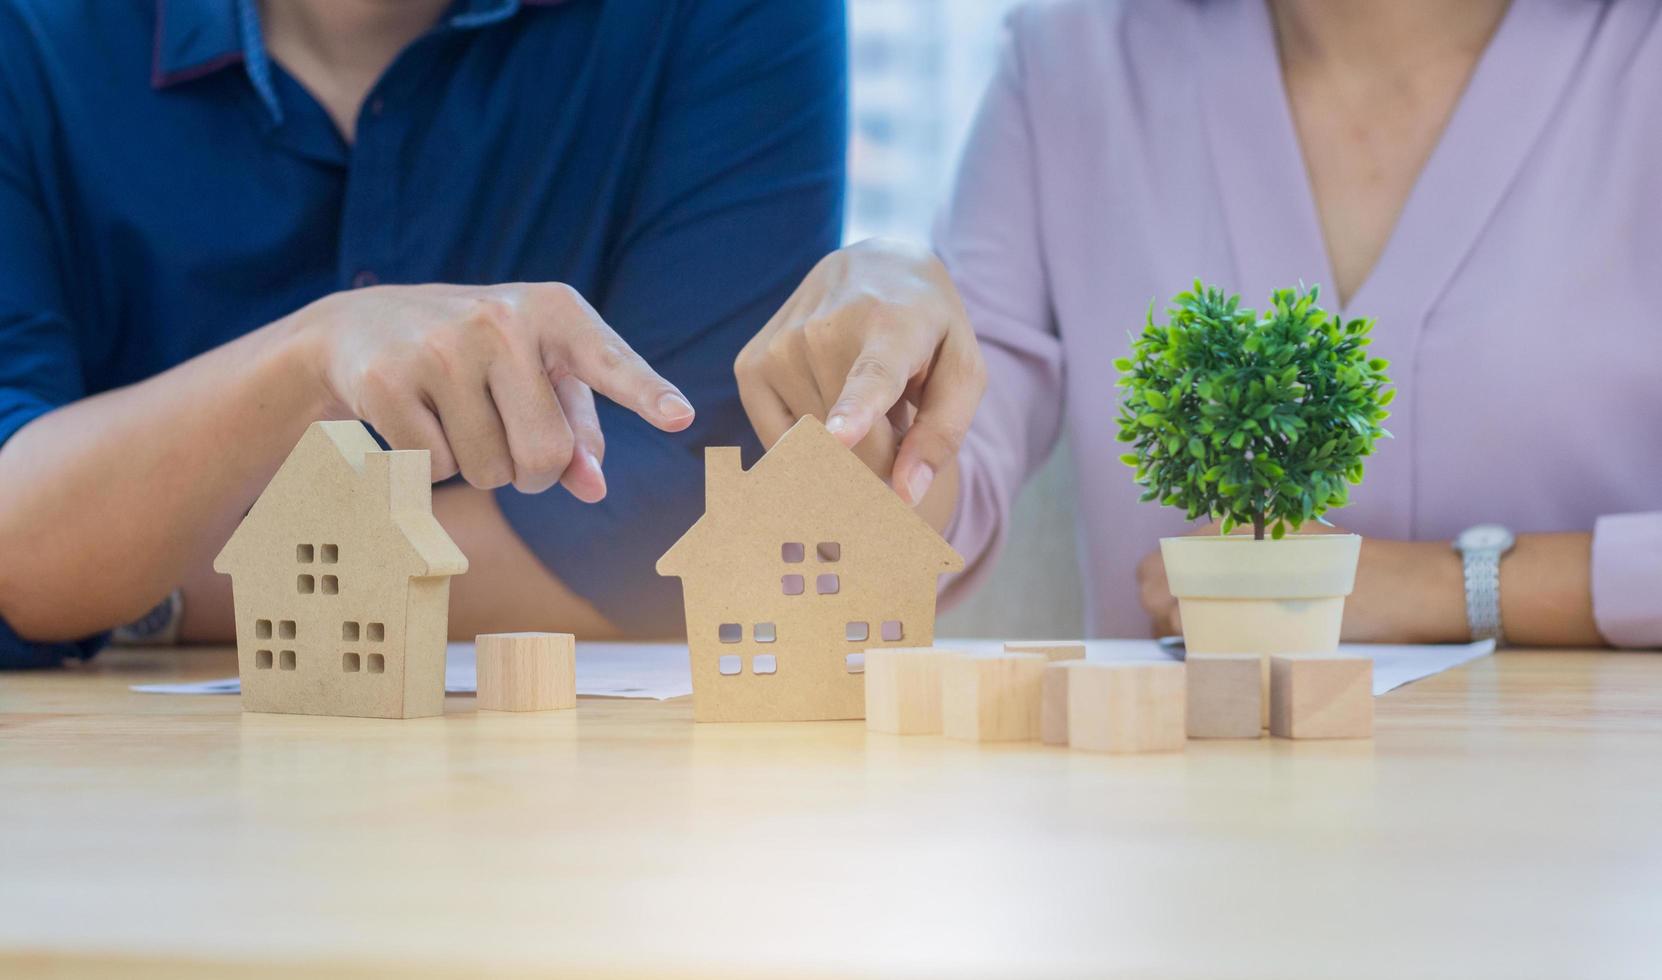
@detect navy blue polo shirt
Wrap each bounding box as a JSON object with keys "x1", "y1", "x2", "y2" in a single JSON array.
[{"x1": 0, "y1": 0, "x2": 846, "y2": 666}]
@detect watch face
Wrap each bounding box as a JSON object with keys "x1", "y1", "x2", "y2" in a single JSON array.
[{"x1": 1458, "y1": 524, "x2": 1515, "y2": 552}]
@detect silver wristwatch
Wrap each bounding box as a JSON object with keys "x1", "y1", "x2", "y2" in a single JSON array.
[
  {"x1": 111, "y1": 588, "x2": 185, "y2": 646},
  {"x1": 1453, "y1": 524, "x2": 1516, "y2": 645}
]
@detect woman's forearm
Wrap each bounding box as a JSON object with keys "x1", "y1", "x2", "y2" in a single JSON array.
[
  {"x1": 1500, "y1": 532, "x2": 1603, "y2": 648},
  {"x1": 0, "y1": 314, "x2": 330, "y2": 640},
  {"x1": 916, "y1": 454, "x2": 961, "y2": 535},
  {"x1": 1366, "y1": 531, "x2": 1606, "y2": 647}
]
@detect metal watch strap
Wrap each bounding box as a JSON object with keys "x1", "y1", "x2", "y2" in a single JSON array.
[
  {"x1": 110, "y1": 588, "x2": 185, "y2": 646},
  {"x1": 1461, "y1": 550, "x2": 1503, "y2": 644}
]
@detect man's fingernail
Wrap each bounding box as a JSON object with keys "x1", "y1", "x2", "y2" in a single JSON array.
[
  {"x1": 905, "y1": 463, "x2": 935, "y2": 504},
  {"x1": 657, "y1": 392, "x2": 694, "y2": 421},
  {"x1": 826, "y1": 414, "x2": 847, "y2": 435},
  {"x1": 583, "y1": 450, "x2": 602, "y2": 474}
]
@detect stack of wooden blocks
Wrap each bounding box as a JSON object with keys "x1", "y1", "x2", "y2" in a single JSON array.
[{"x1": 865, "y1": 642, "x2": 1372, "y2": 751}]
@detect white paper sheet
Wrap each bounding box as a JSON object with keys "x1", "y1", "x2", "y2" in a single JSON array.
[
  {"x1": 132, "y1": 637, "x2": 1491, "y2": 699},
  {"x1": 132, "y1": 641, "x2": 695, "y2": 700},
  {"x1": 446, "y1": 642, "x2": 693, "y2": 699},
  {"x1": 129, "y1": 676, "x2": 246, "y2": 696},
  {"x1": 1352, "y1": 638, "x2": 1495, "y2": 693},
  {"x1": 1157, "y1": 636, "x2": 1495, "y2": 694}
]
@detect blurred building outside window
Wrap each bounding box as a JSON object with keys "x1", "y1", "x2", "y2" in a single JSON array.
[
  {"x1": 846, "y1": 0, "x2": 1086, "y2": 639},
  {"x1": 846, "y1": 0, "x2": 1022, "y2": 245}
]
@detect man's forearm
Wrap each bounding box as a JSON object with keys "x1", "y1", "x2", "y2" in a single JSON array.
[
  {"x1": 0, "y1": 313, "x2": 330, "y2": 640},
  {"x1": 0, "y1": 276, "x2": 698, "y2": 644}
]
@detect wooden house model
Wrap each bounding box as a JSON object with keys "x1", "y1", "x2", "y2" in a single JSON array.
[
  {"x1": 213, "y1": 421, "x2": 467, "y2": 719},
  {"x1": 657, "y1": 416, "x2": 964, "y2": 722}
]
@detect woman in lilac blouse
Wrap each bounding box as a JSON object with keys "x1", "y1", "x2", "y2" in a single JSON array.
[{"x1": 739, "y1": 0, "x2": 1662, "y2": 647}]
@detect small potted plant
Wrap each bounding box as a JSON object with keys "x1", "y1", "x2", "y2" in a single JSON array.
[{"x1": 1115, "y1": 281, "x2": 1392, "y2": 665}]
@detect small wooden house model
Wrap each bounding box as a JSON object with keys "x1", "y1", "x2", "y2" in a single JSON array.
[
  {"x1": 657, "y1": 416, "x2": 963, "y2": 722},
  {"x1": 214, "y1": 421, "x2": 467, "y2": 719}
]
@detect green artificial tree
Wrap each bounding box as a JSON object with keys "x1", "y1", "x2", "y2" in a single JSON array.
[{"x1": 1115, "y1": 282, "x2": 1393, "y2": 541}]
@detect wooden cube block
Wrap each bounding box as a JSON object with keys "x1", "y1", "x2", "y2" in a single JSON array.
[
  {"x1": 1269, "y1": 654, "x2": 1372, "y2": 739},
  {"x1": 1066, "y1": 661, "x2": 1186, "y2": 754},
  {"x1": 1186, "y1": 653, "x2": 1263, "y2": 739},
  {"x1": 1040, "y1": 660, "x2": 1090, "y2": 745},
  {"x1": 942, "y1": 652, "x2": 1047, "y2": 742},
  {"x1": 1003, "y1": 640, "x2": 1086, "y2": 663},
  {"x1": 865, "y1": 647, "x2": 953, "y2": 734},
  {"x1": 475, "y1": 632, "x2": 576, "y2": 712}
]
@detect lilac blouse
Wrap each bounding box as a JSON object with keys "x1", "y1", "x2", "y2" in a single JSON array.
[{"x1": 938, "y1": 0, "x2": 1662, "y2": 645}]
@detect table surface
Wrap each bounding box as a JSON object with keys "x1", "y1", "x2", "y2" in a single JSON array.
[{"x1": 2, "y1": 645, "x2": 1659, "y2": 979}]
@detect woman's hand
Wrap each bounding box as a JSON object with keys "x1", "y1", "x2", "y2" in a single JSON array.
[
  {"x1": 301, "y1": 282, "x2": 695, "y2": 500},
  {"x1": 734, "y1": 238, "x2": 985, "y2": 506},
  {"x1": 1136, "y1": 546, "x2": 1184, "y2": 638},
  {"x1": 1136, "y1": 525, "x2": 1470, "y2": 644}
]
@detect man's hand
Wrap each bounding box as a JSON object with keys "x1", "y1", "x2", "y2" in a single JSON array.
[
  {"x1": 734, "y1": 238, "x2": 985, "y2": 506},
  {"x1": 0, "y1": 279, "x2": 693, "y2": 641},
  {"x1": 302, "y1": 282, "x2": 695, "y2": 499},
  {"x1": 1136, "y1": 524, "x2": 1470, "y2": 644}
]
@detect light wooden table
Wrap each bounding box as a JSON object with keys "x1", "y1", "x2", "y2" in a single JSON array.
[{"x1": 2, "y1": 646, "x2": 1659, "y2": 979}]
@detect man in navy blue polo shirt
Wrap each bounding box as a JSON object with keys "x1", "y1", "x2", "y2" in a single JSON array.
[{"x1": 0, "y1": 0, "x2": 846, "y2": 665}]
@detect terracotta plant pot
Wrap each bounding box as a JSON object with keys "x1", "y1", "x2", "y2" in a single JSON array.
[{"x1": 1159, "y1": 533, "x2": 1361, "y2": 724}]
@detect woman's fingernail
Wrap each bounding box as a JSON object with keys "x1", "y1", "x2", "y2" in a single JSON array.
[
  {"x1": 657, "y1": 392, "x2": 694, "y2": 421},
  {"x1": 588, "y1": 451, "x2": 608, "y2": 498},
  {"x1": 905, "y1": 463, "x2": 935, "y2": 504},
  {"x1": 572, "y1": 453, "x2": 606, "y2": 502},
  {"x1": 826, "y1": 414, "x2": 847, "y2": 435}
]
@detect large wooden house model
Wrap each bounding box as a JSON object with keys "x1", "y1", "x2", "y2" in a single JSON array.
[
  {"x1": 214, "y1": 421, "x2": 467, "y2": 719},
  {"x1": 657, "y1": 416, "x2": 963, "y2": 722}
]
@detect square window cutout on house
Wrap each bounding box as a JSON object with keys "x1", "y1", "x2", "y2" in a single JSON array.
[
  {"x1": 297, "y1": 544, "x2": 314, "y2": 563},
  {"x1": 816, "y1": 574, "x2": 839, "y2": 595},
  {"x1": 845, "y1": 652, "x2": 865, "y2": 674},
  {"x1": 753, "y1": 654, "x2": 777, "y2": 674},
  {"x1": 781, "y1": 542, "x2": 804, "y2": 563},
  {"x1": 321, "y1": 544, "x2": 338, "y2": 563},
  {"x1": 255, "y1": 649, "x2": 273, "y2": 669},
  {"x1": 342, "y1": 621, "x2": 360, "y2": 642},
  {"x1": 718, "y1": 654, "x2": 742, "y2": 676},
  {"x1": 321, "y1": 575, "x2": 338, "y2": 595},
  {"x1": 367, "y1": 622, "x2": 384, "y2": 642},
  {"x1": 718, "y1": 623, "x2": 742, "y2": 643},
  {"x1": 255, "y1": 619, "x2": 272, "y2": 640},
  {"x1": 817, "y1": 542, "x2": 840, "y2": 562},
  {"x1": 279, "y1": 650, "x2": 296, "y2": 670},
  {"x1": 367, "y1": 653, "x2": 385, "y2": 674},
  {"x1": 845, "y1": 621, "x2": 868, "y2": 642},
  {"x1": 278, "y1": 620, "x2": 296, "y2": 640},
  {"x1": 881, "y1": 620, "x2": 904, "y2": 642},
  {"x1": 753, "y1": 623, "x2": 776, "y2": 643},
  {"x1": 781, "y1": 574, "x2": 805, "y2": 596},
  {"x1": 297, "y1": 574, "x2": 314, "y2": 595},
  {"x1": 342, "y1": 652, "x2": 360, "y2": 673}
]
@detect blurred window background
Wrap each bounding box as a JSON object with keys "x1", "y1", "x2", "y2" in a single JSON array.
[
  {"x1": 845, "y1": 0, "x2": 1087, "y2": 639},
  {"x1": 846, "y1": 0, "x2": 1017, "y2": 243}
]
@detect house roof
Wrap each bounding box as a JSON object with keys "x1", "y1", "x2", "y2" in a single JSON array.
[
  {"x1": 656, "y1": 416, "x2": 963, "y2": 578},
  {"x1": 213, "y1": 421, "x2": 467, "y2": 578}
]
